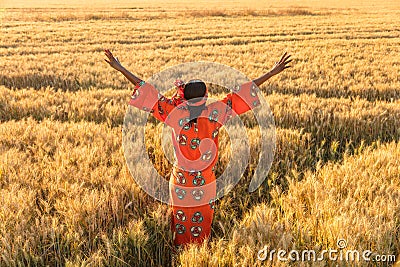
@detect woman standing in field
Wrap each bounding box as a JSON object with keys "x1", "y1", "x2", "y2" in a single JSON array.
[{"x1": 104, "y1": 49, "x2": 291, "y2": 246}]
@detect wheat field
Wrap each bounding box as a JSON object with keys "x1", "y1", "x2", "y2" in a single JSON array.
[{"x1": 0, "y1": 0, "x2": 400, "y2": 266}]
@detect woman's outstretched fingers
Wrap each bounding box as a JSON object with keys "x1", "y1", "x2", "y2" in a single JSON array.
[
  {"x1": 269, "y1": 52, "x2": 293, "y2": 76},
  {"x1": 104, "y1": 49, "x2": 116, "y2": 62},
  {"x1": 103, "y1": 49, "x2": 123, "y2": 71},
  {"x1": 104, "y1": 50, "x2": 110, "y2": 58},
  {"x1": 284, "y1": 54, "x2": 291, "y2": 62},
  {"x1": 285, "y1": 58, "x2": 292, "y2": 64},
  {"x1": 284, "y1": 56, "x2": 292, "y2": 69},
  {"x1": 104, "y1": 49, "x2": 114, "y2": 59},
  {"x1": 279, "y1": 52, "x2": 288, "y2": 63}
]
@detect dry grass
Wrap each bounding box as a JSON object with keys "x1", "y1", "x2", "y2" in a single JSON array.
[
  {"x1": 0, "y1": 0, "x2": 399, "y2": 266},
  {"x1": 179, "y1": 141, "x2": 400, "y2": 266}
]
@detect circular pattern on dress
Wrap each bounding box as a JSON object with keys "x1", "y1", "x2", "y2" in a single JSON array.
[
  {"x1": 208, "y1": 109, "x2": 219, "y2": 123},
  {"x1": 176, "y1": 171, "x2": 186, "y2": 184},
  {"x1": 209, "y1": 198, "x2": 216, "y2": 209},
  {"x1": 192, "y1": 175, "x2": 205, "y2": 186},
  {"x1": 190, "y1": 138, "x2": 200, "y2": 149},
  {"x1": 201, "y1": 150, "x2": 213, "y2": 161},
  {"x1": 190, "y1": 226, "x2": 202, "y2": 237},
  {"x1": 176, "y1": 210, "x2": 187, "y2": 222},
  {"x1": 191, "y1": 211, "x2": 204, "y2": 223},
  {"x1": 179, "y1": 117, "x2": 190, "y2": 127},
  {"x1": 177, "y1": 134, "x2": 187, "y2": 146},
  {"x1": 232, "y1": 85, "x2": 241, "y2": 92},
  {"x1": 191, "y1": 189, "x2": 204, "y2": 201},
  {"x1": 176, "y1": 224, "x2": 186, "y2": 234},
  {"x1": 175, "y1": 188, "x2": 186, "y2": 200}
]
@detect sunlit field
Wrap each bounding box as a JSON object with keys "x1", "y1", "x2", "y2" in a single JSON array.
[{"x1": 0, "y1": 0, "x2": 400, "y2": 266}]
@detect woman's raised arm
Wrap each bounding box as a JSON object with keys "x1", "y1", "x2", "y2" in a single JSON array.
[
  {"x1": 104, "y1": 49, "x2": 178, "y2": 125},
  {"x1": 214, "y1": 52, "x2": 292, "y2": 125},
  {"x1": 252, "y1": 52, "x2": 292, "y2": 87},
  {"x1": 104, "y1": 49, "x2": 143, "y2": 86}
]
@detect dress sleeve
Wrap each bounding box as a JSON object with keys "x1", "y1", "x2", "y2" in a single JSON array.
[
  {"x1": 218, "y1": 81, "x2": 261, "y2": 124},
  {"x1": 128, "y1": 81, "x2": 176, "y2": 123}
]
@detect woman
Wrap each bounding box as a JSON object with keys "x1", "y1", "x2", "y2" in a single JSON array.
[{"x1": 104, "y1": 49, "x2": 291, "y2": 246}]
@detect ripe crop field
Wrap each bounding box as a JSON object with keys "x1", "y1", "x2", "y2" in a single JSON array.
[{"x1": 0, "y1": 0, "x2": 399, "y2": 266}]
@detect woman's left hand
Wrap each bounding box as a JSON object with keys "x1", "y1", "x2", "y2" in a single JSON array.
[
  {"x1": 104, "y1": 49, "x2": 123, "y2": 71},
  {"x1": 269, "y1": 52, "x2": 292, "y2": 76}
]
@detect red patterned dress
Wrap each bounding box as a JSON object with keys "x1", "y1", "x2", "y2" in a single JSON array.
[{"x1": 128, "y1": 80, "x2": 260, "y2": 246}]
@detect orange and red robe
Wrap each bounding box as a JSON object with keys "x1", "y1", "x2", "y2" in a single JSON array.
[{"x1": 128, "y1": 80, "x2": 260, "y2": 246}]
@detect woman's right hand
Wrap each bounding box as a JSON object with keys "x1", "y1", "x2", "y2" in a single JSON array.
[
  {"x1": 269, "y1": 52, "x2": 291, "y2": 76},
  {"x1": 104, "y1": 49, "x2": 123, "y2": 71}
]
